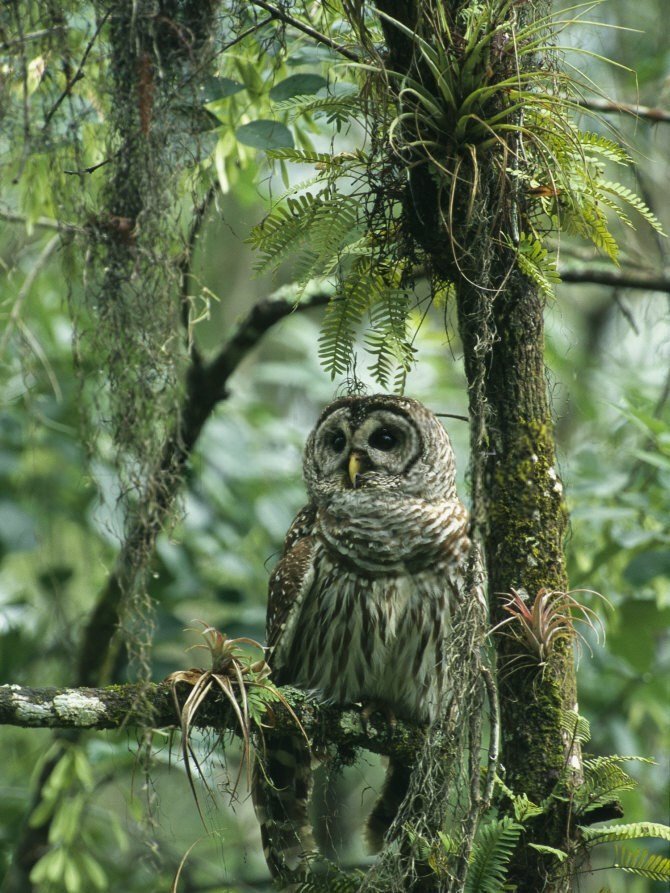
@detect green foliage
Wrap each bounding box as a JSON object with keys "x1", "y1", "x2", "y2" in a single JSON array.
[
  {"x1": 464, "y1": 816, "x2": 523, "y2": 893},
  {"x1": 245, "y1": 0, "x2": 665, "y2": 384},
  {"x1": 27, "y1": 745, "x2": 120, "y2": 893},
  {"x1": 0, "y1": 2, "x2": 668, "y2": 892},
  {"x1": 613, "y1": 849, "x2": 670, "y2": 881}
]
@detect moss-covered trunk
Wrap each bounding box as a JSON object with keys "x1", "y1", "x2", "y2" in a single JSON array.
[
  {"x1": 457, "y1": 266, "x2": 576, "y2": 892},
  {"x1": 377, "y1": 1, "x2": 579, "y2": 889}
]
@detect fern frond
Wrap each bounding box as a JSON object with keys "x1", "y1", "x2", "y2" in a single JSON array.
[
  {"x1": 249, "y1": 190, "x2": 325, "y2": 273},
  {"x1": 599, "y1": 180, "x2": 667, "y2": 235},
  {"x1": 614, "y1": 847, "x2": 670, "y2": 881},
  {"x1": 296, "y1": 872, "x2": 365, "y2": 892},
  {"x1": 581, "y1": 822, "x2": 670, "y2": 845},
  {"x1": 318, "y1": 262, "x2": 380, "y2": 378},
  {"x1": 516, "y1": 233, "x2": 561, "y2": 298},
  {"x1": 292, "y1": 195, "x2": 363, "y2": 284},
  {"x1": 578, "y1": 132, "x2": 632, "y2": 165},
  {"x1": 272, "y1": 91, "x2": 360, "y2": 126},
  {"x1": 266, "y1": 148, "x2": 339, "y2": 165},
  {"x1": 574, "y1": 757, "x2": 638, "y2": 816},
  {"x1": 465, "y1": 816, "x2": 523, "y2": 893},
  {"x1": 559, "y1": 708, "x2": 591, "y2": 745},
  {"x1": 528, "y1": 843, "x2": 569, "y2": 862}
]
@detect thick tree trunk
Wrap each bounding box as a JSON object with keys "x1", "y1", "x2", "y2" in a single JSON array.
[{"x1": 376, "y1": 2, "x2": 580, "y2": 889}]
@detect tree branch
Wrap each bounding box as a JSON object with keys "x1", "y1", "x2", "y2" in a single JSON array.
[
  {"x1": 249, "y1": 1, "x2": 360, "y2": 61},
  {"x1": 577, "y1": 97, "x2": 670, "y2": 124},
  {"x1": 0, "y1": 682, "x2": 422, "y2": 761},
  {"x1": 0, "y1": 209, "x2": 85, "y2": 233},
  {"x1": 558, "y1": 264, "x2": 670, "y2": 293}
]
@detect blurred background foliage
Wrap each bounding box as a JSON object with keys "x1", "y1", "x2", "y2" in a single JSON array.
[{"x1": 0, "y1": 1, "x2": 668, "y2": 891}]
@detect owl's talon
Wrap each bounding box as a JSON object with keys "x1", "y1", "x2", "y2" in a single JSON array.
[{"x1": 361, "y1": 702, "x2": 396, "y2": 730}]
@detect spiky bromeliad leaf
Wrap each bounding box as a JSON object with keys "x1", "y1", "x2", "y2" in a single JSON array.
[{"x1": 465, "y1": 816, "x2": 523, "y2": 893}]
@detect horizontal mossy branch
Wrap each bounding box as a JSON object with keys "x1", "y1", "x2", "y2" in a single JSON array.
[{"x1": 0, "y1": 682, "x2": 423, "y2": 761}]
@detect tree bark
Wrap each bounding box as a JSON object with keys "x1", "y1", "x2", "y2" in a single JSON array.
[
  {"x1": 0, "y1": 683, "x2": 422, "y2": 761},
  {"x1": 375, "y1": 2, "x2": 580, "y2": 889}
]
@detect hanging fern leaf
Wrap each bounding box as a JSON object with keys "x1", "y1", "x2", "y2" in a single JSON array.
[
  {"x1": 581, "y1": 822, "x2": 670, "y2": 845},
  {"x1": 559, "y1": 708, "x2": 591, "y2": 745},
  {"x1": 515, "y1": 233, "x2": 561, "y2": 298},
  {"x1": 613, "y1": 847, "x2": 670, "y2": 881},
  {"x1": 574, "y1": 756, "x2": 639, "y2": 816},
  {"x1": 578, "y1": 131, "x2": 633, "y2": 165},
  {"x1": 598, "y1": 180, "x2": 667, "y2": 235},
  {"x1": 465, "y1": 816, "x2": 523, "y2": 893},
  {"x1": 319, "y1": 261, "x2": 381, "y2": 378}
]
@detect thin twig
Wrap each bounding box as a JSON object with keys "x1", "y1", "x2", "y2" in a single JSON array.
[
  {"x1": 43, "y1": 10, "x2": 110, "y2": 128},
  {"x1": 576, "y1": 97, "x2": 670, "y2": 124},
  {"x1": 221, "y1": 14, "x2": 276, "y2": 52},
  {"x1": 0, "y1": 235, "x2": 61, "y2": 355},
  {"x1": 0, "y1": 25, "x2": 66, "y2": 50},
  {"x1": 63, "y1": 155, "x2": 115, "y2": 176},
  {"x1": 178, "y1": 186, "x2": 218, "y2": 366},
  {"x1": 0, "y1": 209, "x2": 85, "y2": 234},
  {"x1": 249, "y1": 0, "x2": 360, "y2": 61}
]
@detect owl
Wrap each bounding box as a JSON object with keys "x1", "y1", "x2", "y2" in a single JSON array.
[{"x1": 252, "y1": 394, "x2": 472, "y2": 879}]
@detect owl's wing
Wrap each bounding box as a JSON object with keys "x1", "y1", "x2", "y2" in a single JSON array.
[{"x1": 266, "y1": 504, "x2": 317, "y2": 674}]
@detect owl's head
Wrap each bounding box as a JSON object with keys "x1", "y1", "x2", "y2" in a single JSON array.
[{"x1": 303, "y1": 395, "x2": 458, "y2": 504}]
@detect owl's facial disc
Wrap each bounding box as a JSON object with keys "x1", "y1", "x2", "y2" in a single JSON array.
[{"x1": 310, "y1": 406, "x2": 423, "y2": 496}]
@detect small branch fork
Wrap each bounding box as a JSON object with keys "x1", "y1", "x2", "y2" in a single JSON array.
[{"x1": 0, "y1": 682, "x2": 422, "y2": 762}]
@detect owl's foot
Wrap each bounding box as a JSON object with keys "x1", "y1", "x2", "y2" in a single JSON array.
[{"x1": 361, "y1": 701, "x2": 397, "y2": 730}]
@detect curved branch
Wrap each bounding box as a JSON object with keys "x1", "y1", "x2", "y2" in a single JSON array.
[
  {"x1": 0, "y1": 682, "x2": 422, "y2": 761},
  {"x1": 558, "y1": 264, "x2": 670, "y2": 293},
  {"x1": 577, "y1": 97, "x2": 670, "y2": 124}
]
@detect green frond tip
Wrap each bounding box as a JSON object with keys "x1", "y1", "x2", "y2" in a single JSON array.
[
  {"x1": 580, "y1": 822, "x2": 670, "y2": 845},
  {"x1": 613, "y1": 847, "x2": 670, "y2": 881},
  {"x1": 574, "y1": 757, "x2": 638, "y2": 816},
  {"x1": 559, "y1": 707, "x2": 591, "y2": 745},
  {"x1": 599, "y1": 180, "x2": 667, "y2": 236},
  {"x1": 528, "y1": 843, "x2": 569, "y2": 862},
  {"x1": 514, "y1": 233, "x2": 561, "y2": 299},
  {"x1": 465, "y1": 816, "x2": 523, "y2": 893}
]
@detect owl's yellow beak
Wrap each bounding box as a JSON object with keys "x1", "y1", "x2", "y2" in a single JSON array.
[{"x1": 348, "y1": 451, "x2": 364, "y2": 488}]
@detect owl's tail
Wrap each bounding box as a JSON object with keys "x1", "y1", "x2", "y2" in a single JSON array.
[
  {"x1": 252, "y1": 730, "x2": 315, "y2": 879},
  {"x1": 366, "y1": 757, "x2": 413, "y2": 853}
]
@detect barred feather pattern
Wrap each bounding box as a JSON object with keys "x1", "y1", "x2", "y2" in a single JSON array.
[{"x1": 252, "y1": 396, "x2": 473, "y2": 879}]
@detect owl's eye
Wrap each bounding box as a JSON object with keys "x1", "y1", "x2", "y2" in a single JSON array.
[
  {"x1": 330, "y1": 429, "x2": 346, "y2": 453},
  {"x1": 369, "y1": 426, "x2": 398, "y2": 451}
]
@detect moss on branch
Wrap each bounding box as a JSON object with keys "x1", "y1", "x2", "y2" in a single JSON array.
[{"x1": 0, "y1": 682, "x2": 423, "y2": 761}]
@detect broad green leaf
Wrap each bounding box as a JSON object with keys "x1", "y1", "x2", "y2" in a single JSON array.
[
  {"x1": 236, "y1": 120, "x2": 294, "y2": 150},
  {"x1": 270, "y1": 74, "x2": 328, "y2": 101},
  {"x1": 199, "y1": 76, "x2": 245, "y2": 102}
]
